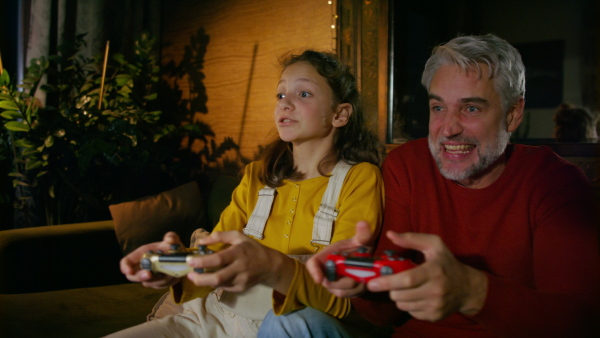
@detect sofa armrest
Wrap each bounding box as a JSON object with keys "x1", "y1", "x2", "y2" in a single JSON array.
[{"x1": 0, "y1": 220, "x2": 128, "y2": 294}]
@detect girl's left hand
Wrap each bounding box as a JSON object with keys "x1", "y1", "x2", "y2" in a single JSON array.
[{"x1": 185, "y1": 231, "x2": 296, "y2": 294}]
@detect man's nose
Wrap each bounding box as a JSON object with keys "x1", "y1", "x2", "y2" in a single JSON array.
[{"x1": 441, "y1": 110, "x2": 463, "y2": 137}]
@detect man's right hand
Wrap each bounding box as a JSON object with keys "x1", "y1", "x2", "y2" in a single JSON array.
[
  {"x1": 119, "y1": 231, "x2": 183, "y2": 289},
  {"x1": 306, "y1": 220, "x2": 374, "y2": 298}
]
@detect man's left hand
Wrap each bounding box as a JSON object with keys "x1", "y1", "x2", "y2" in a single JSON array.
[{"x1": 366, "y1": 231, "x2": 488, "y2": 322}]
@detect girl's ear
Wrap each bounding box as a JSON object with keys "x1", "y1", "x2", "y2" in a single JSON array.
[{"x1": 332, "y1": 103, "x2": 353, "y2": 127}]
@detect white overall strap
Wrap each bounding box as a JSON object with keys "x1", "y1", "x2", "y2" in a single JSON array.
[
  {"x1": 311, "y1": 161, "x2": 353, "y2": 246},
  {"x1": 242, "y1": 186, "x2": 276, "y2": 239}
]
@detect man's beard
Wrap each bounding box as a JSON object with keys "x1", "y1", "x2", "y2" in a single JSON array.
[{"x1": 428, "y1": 127, "x2": 510, "y2": 182}]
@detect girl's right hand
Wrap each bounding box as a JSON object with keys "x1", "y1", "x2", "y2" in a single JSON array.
[{"x1": 119, "y1": 231, "x2": 183, "y2": 289}]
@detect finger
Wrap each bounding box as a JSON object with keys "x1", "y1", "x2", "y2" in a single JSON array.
[
  {"x1": 120, "y1": 243, "x2": 156, "y2": 275},
  {"x1": 120, "y1": 254, "x2": 139, "y2": 276},
  {"x1": 388, "y1": 291, "x2": 427, "y2": 309},
  {"x1": 186, "y1": 263, "x2": 237, "y2": 288},
  {"x1": 163, "y1": 231, "x2": 183, "y2": 246},
  {"x1": 386, "y1": 231, "x2": 441, "y2": 256},
  {"x1": 141, "y1": 275, "x2": 179, "y2": 289},
  {"x1": 353, "y1": 220, "x2": 375, "y2": 246},
  {"x1": 196, "y1": 230, "x2": 246, "y2": 246},
  {"x1": 188, "y1": 246, "x2": 231, "y2": 271},
  {"x1": 321, "y1": 276, "x2": 365, "y2": 298},
  {"x1": 307, "y1": 248, "x2": 341, "y2": 283},
  {"x1": 186, "y1": 243, "x2": 253, "y2": 287},
  {"x1": 307, "y1": 221, "x2": 375, "y2": 283},
  {"x1": 124, "y1": 269, "x2": 153, "y2": 283},
  {"x1": 190, "y1": 236, "x2": 262, "y2": 271},
  {"x1": 323, "y1": 283, "x2": 365, "y2": 298},
  {"x1": 120, "y1": 234, "x2": 179, "y2": 276},
  {"x1": 366, "y1": 266, "x2": 425, "y2": 292}
]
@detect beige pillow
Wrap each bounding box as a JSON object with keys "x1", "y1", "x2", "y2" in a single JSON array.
[{"x1": 109, "y1": 181, "x2": 206, "y2": 255}]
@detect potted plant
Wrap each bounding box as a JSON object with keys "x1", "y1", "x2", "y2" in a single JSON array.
[{"x1": 0, "y1": 33, "x2": 225, "y2": 227}]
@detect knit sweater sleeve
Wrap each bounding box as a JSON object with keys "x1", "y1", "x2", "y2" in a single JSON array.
[{"x1": 470, "y1": 153, "x2": 600, "y2": 336}]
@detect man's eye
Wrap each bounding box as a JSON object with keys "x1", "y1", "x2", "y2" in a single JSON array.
[
  {"x1": 466, "y1": 106, "x2": 479, "y2": 113},
  {"x1": 430, "y1": 106, "x2": 442, "y2": 112}
]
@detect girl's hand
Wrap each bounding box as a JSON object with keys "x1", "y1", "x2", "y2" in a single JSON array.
[
  {"x1": 306, "y1": 220, "x2": 374, "y2": 297},
  {"x1": 186, "y1": 231, "x2": 296, "y2": 294},
  {"x1": 119, "y1": 231, "x2": 183, "y2": 289}
]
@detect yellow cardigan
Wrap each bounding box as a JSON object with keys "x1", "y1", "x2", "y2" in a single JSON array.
[{"x1": 175, "y1": 160, "x2": 384, "y2": 318}]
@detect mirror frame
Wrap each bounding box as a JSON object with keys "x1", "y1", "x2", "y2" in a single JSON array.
[{"x1": 338, "y1": 0, "x2": 600, "y2": 148}]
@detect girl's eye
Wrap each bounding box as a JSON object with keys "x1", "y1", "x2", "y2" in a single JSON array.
[
  {"x1": 299, "y1": 91, "x2": 311, "y2": 98},
  {"x1": 276, "y1": 93, "x2": 285, "y2": 100}
]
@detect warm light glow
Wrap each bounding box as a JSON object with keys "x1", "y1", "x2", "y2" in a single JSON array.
[
  {"x1": 329, "y1": 0, "x2": 337, "y2": 51},
  {"x1": 0, "y1": 49, "x2": 3, "y2": 76}
]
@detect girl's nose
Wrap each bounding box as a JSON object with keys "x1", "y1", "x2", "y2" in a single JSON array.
[{"x1": 278, "y1": 95, "x2": 293, "y2": 111}]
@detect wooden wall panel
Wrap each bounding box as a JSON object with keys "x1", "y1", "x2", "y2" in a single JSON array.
[{"x1": 161, "y1": 0, "x2": 336, "y2": 161}]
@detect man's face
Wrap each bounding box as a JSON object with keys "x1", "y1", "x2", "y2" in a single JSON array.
[{"x1": 427, "y1": 63, "x2": 522, "y2": 188}]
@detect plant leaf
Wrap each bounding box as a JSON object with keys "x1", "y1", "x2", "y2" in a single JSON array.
[
  {"x1": 12, "y1": 179, "x2": 29, "y2": 187},
  {"x1": 5, "y1": 121, "x2": 30, "y2": 132},
  {"x1": 1, "y1": 110, "x2": 23, "y2": 119},
  {"x1": 0, "y1": 100, "x2": 19, "y2": 110},
  {"x1": 25, "y1": 160, "x2": 44, "y2": 170},
  {"x1": 44, "y1": 135, "x2": 55, "y2": 147},
  {"x1": 14, "y1": 139, "x2": 36, "y2": 148},
  {"x1": 144, "y1": 93, "x2": 158, "y2": 101}
]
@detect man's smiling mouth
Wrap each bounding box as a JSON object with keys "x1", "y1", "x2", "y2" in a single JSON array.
[{"x1": 444, "y1": 144, "x2": 475, "y2": 154}]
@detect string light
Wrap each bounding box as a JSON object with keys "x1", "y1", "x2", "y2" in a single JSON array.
[{"x1": 328, "y1": 0, "x2": 337, "y2": 51}]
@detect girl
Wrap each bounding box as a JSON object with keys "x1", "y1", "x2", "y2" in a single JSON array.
[{"x1": 113, "y1": 50, "x2": 384, "y2": 337}]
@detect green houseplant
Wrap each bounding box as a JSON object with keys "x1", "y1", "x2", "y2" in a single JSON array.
[{"x1": 0, "y1": 33, "x2": 236, "y2": 227}]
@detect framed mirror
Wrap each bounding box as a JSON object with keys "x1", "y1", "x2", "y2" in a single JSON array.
[{"x1": 387, "y1": 0, "x2": 599, "y2": 144}]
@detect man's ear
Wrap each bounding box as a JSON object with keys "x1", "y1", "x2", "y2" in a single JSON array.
[
  {"x1": 506, "y1": 98, "x2": 524, "y2": 132},
  {"x1": 332, "y1": 103, "x2": 352, "y2": 127}
]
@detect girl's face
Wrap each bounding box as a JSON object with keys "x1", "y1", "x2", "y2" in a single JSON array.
[{"x1": 274, "y1": 61, "x2": 340, "y2": 147}]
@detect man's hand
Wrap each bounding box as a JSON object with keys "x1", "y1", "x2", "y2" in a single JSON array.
[
  {"x1": 119, "y1": 232, "x2": 183, "y2": 289},
  {"x1": 366, "y1": 231, "x2": 488, "y2": 322},
  {"x1": 186, "y1": 231, "x2": 296, "y2": 295},
  {"x1": 306, "y1": 220, "x2": 374, "y2": 298}
]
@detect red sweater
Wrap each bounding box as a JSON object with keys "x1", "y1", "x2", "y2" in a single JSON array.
[{"x1": 353, "y1": 138, "x2": 600, "y2": 337}]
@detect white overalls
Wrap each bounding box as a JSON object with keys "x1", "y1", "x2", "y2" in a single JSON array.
[{"x1": 106, "y1": 162, "x2": 353, "y2": 338}]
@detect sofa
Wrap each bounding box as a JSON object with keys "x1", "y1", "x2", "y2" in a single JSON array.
[{"x1": 0, "y1": 175, "x2": 240, "y2": 338}]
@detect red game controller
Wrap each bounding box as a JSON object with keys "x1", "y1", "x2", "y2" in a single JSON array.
[{"x1": 324, "y1": 246, "x2": 416, "y2": 283}]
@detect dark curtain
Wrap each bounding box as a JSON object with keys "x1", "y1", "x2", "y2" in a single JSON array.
[{"x1": 22, "y1": 0, "x2": 162, "y2": 82}]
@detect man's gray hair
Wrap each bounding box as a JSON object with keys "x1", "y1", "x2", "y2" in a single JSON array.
[{"x1": 421, "y1": 34, "x2": 526, "y2": 113}]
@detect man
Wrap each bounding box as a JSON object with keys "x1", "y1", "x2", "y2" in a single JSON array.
[{"x1": 258, "y1": 34, "x2": 599, "y2": 337}]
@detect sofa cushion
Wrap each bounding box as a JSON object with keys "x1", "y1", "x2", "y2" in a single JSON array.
[{"x1": 109, "y1": 181, "x2": 206, "y2": 254}]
